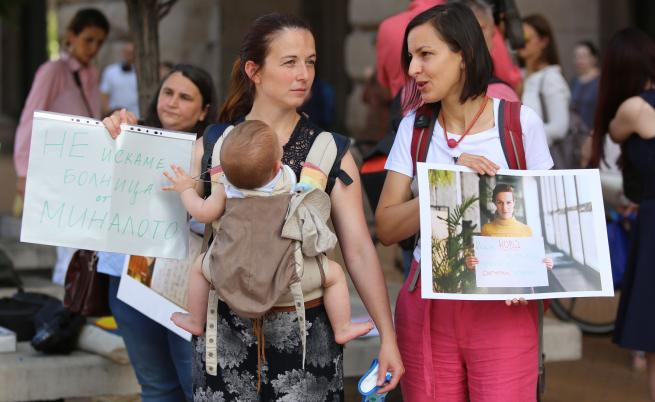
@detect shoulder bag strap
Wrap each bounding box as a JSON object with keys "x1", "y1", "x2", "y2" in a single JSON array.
[
  {"x1": 500, "y1": 101, "x2": 546, "y2": 399},
  {"x1": 72, "y1": 70, "x2": 93, "y2": 117},
  {"x1": 537, "y1": 299, "x2": 545, "y2": 400},
  {"x1": 538, "y1": 72, "x2": 549, "y2": 124}
]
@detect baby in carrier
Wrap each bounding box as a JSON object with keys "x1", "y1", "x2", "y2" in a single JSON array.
[{"x1": 163, "y1": 120, "x2": 373, "y2": 345}]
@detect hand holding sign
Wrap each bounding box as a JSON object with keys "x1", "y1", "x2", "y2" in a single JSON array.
[
  {"x1": 103, "y1": 108, "x2": 138, "y2": 138},
  {"x1": 21, "y1": 111, "x2": 195, "y2": 259}
]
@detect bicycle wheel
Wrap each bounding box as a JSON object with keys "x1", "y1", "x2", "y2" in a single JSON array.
[{"x1": 549, "y1": 292, "x2": 620, "y2": 335}]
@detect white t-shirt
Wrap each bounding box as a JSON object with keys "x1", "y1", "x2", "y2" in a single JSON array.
[
  {"x1": 224, "y1": 164, "x2": 296, "y2": 199},
  {"x1": 385, "y1": 97, "x2": 553, "y2": 261},
  {"x1": 521, "y1": 65, "x2": 571, "y2": 145},
  {"x1": 100, "y1": 63, "x2": 139, "y2": 117}
]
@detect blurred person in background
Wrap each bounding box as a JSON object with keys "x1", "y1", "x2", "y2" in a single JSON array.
[
  {"x1": 100, "y1": 41, "x2": 139, "y2": 117},
  {"x1": 570, "y1": 40, "x2": 600, "y2": 131},
  {"x1": 449, "y1": 0, "x2": 520, "y2": 101},
  {"x1": 13, "y1": 8, "x2": 109, "y2": 198},
  {"x1": 376, "y1": 0, "x2": 444, "y2": 99},
  {"x1": 571, "y1": 40, "x2": 600, "y2": 129},
  {"x1": 518, "y1": 14, "x2": 570, "y2": 147},
  {"x1": 589, "y1": 27, "x2": 655, "y2": 401},
  {"x1": 12, "y1": 8, "x2": 109, "y2": 285}
]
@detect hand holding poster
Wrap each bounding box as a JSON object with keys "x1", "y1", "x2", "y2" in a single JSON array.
[
  {"x1": 417, "y1": 163, "x2": 614, "y2": 300},
  {"x1": 20, "y1": 111, "x2": 195, "y2": 259},
  {"x1": 473, "y1": 236, "x2": 548, "y2": 288}
]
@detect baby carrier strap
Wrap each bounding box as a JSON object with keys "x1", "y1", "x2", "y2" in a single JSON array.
[{"x1": 306, "y1": 131, "x2": 353, "y2": 194}]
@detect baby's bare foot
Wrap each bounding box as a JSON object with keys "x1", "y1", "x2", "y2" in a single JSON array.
[
  {"x1": 334, "y1": 321, "x2": 374, "y2": 344},
  {"x1": 171, "y1": 312, "x2": 204, "y2": 336}
]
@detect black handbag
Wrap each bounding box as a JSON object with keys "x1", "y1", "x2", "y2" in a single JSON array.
[{"x1": 0, "y1": 290, "x2": 60, "y2": 341}]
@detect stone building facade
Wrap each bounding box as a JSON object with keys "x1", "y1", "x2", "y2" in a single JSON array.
[{"x1": 0, "y1": 0, "x2": 641, "y2": 150}]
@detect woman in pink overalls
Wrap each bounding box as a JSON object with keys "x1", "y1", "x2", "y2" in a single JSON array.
[{"x1": 376, "y1": 4, "x2": 553, "y2": 401}]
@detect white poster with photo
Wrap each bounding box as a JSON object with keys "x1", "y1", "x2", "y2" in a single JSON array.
[
  {"x1": 473, "y1": 236, "x2": 548, "y2": 288},
  {"x1": 20, "y1": 111, "x2": 195, "y2": 259},
  {"x1": 417, "y1": 162, "x2": 614, "y2": 300},
  {"x1": 117, "y1": 232, "x2": 203, "y2": 341}
]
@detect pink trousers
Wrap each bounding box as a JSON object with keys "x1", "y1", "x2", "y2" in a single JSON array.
[{"x1": 396, "y1": 260, "x2": 539, "y2": 402}]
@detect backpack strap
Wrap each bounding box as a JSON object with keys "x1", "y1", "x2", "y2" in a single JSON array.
[
  {"x1": 498, "y1": 100, "x2": 527, "y2": 170},
  {"x1": 410, "y1": 103, "x2": 439, "y2": 176},
  {"x1": 201, "y1": 123, "x2": 231, "y2": 198},
  {"x1": 326, "y1": 132, "x2": 353, "y2": 194},
  {"x1": 498, "y1": 101, "x2": 545, "y2": 399},
  {"x1": 301, "y1": 131, "x2": 352, "y2": 194},
  {"x1": 406, "y1": 103, "x2": 439, "y2": 293}
]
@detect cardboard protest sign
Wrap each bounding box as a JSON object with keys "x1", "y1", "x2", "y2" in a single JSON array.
[
  {"x1": 473, "y1": 236, "x2": 548, "y2": 288},
  {"x1": 21, "y1": 111, "x2": 194, "y2": 259},
  {"x1": 417, "y1": 163, "x2": 614, "y2": 300}
]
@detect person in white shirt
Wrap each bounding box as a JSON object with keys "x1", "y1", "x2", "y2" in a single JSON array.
[
  {"x1": 518, "y1": 14, "x2": 570, "y2": 146},
  {"x1": 100, "y1": 41, "x2": 139, "y2": 117},
  {"x1": 376, "y1": 4, "x2": 553, "y2": 401}
]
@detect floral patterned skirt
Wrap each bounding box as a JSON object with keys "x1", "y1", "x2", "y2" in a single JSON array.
[{"x1": 192, "y1": 299, "x2": 344, "y2": 401}]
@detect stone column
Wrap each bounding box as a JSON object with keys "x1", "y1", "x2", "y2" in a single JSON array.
[{"x1": 344, "y1": 0, "x2": 406, "y2": 140}]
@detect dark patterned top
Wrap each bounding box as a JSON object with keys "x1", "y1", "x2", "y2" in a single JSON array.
[{"x1": 282, "y1": 115, "x2": 323, "y2": 180}]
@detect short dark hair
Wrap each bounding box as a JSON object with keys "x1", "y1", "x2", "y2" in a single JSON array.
[
  {"x1": 67, "y1": 8, "x2": 110, "y2": 36},
  {"x1": 400, "y1": 3, "x2": 493, "y2": 111},
  {"x1": 522, "y1": 14, "x2": 559, "y2": 66},
  {"x1": 492, "y1": 183, "x2": 514, "y2": 202},
  {"x1": 143, "y1": 64, "x2": 218, "y2": 136}
]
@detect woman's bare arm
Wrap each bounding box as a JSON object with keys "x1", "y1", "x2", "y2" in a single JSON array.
[{"x1": 330, "y1": 152, "x2": 404, "y2": 392}]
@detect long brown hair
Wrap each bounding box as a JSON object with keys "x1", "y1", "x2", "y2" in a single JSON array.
[
  {"x1": 589, "y1": 28, "x2": 655, "y2": 167},
  {"x1": 218, "y1": 13, "x2": 312, "y2": 123},
  {"x1": 522, "y1": 14, "x2": 559, "y2": 66}
]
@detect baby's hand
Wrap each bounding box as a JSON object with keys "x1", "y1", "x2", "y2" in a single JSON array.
[
  {"x1": 543, "y1": 257, "x2": 554, "y2": 270},
  {"x1": 162, "y1": 164, "x2": 195, "y2": 193}
]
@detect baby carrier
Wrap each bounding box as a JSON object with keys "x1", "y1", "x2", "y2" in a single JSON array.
[{"x1": 200, "y1": 122, "x2": 352, "y2": 380}]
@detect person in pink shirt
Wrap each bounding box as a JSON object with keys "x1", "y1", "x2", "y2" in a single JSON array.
[
  {"x1": 376, "y1": 0, "x2": 443, "y2": 98},
  {"x1": 453, "y1": 0, "x2": 520, "y2": 102},
  {"x1": 376, "y1": 0, "x2": 522, "y2": 99},
  {"x1": 13, "y1": 8, "x2": 109, "y2": 197}
]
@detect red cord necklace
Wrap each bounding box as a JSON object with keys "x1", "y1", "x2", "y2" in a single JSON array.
[{"x1": 442, "y1": 97, "x2": 489, "y2": 149}]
